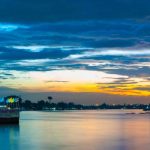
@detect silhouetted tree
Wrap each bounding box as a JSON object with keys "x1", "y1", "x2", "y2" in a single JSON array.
[
  {"x1": 24, "y1": 100, "x2": 32, "y2": 110},
  {"x1": 48, "y1": 96, "x2": 53, "y2": 103},
  {"x1": 37, "y1": 100, "x2": 45, "y2": 110},
  {"x1": 48, "y1": 96, "x2": 53, "y2": 110},
  {"x1": 68, "y1": 102, "x2": 75, "y2": 109},
  {"x1": 57, "y1": 102, "x2": 68, "y2": 110}
]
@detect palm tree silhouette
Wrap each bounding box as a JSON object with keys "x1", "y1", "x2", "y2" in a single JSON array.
[{"x1": 48, "y1": 96, "x2": 53, "y2": 110}]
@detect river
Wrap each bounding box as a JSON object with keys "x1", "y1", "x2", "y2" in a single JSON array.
[{"x1": 0, "y1": 110, "x2": 150, "y2": 150}]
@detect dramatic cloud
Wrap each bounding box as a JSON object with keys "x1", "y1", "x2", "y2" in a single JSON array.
[{"x1": 0, "y1": 1, "x2": 150, "y2": 103}]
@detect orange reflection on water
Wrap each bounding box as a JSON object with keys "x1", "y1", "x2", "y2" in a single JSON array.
[{"x1": 19, "y1": 111, "x2": 150, "y2": 150}]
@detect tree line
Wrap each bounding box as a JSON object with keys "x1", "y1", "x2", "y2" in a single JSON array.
[
  {"x1": 2, "y1": 95, "x2": 150, "y2": 111},
  {"x1": 20, "y1": 97, "x2": 150, "y2": 111}
]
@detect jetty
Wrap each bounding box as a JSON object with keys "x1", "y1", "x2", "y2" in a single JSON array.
[{"x1": 0, "y1": 96, "x2": 20, "y2": 124}]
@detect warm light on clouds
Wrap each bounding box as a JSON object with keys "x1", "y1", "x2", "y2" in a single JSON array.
[
  {"x1": 28, "y1": 70, "x2": 127, "y2": 83},
  {"x1": 1, "y1": 70, "x2": 150, "y2": 97}
]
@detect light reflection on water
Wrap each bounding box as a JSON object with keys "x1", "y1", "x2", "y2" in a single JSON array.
[
  {"x1": 0, "y1": 125, "x2": 19, "y2": 150},
  {"x1": 0, "y1": 110, "x2": 149, "y2": 150}
]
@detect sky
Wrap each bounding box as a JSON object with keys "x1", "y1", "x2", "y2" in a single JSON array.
[{"x1": 0, "y1": 0, "x2": 150, "y2": 104}]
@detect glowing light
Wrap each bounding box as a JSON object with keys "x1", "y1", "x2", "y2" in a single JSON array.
[{"x1": 6, "y1": 97, "x2": 18, "y2": 103}]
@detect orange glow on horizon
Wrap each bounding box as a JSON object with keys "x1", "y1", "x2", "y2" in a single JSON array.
[
  {"x1": 2, "y1": 70, "x2": 150, "y2": 97},
  {"x1": 18, "y1": 82, "x2": 150, "y2": 97}
]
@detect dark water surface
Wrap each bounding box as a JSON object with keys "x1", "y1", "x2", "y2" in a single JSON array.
[{"x1": 0, "y1": 110, "x2": 150, "y2": 150}]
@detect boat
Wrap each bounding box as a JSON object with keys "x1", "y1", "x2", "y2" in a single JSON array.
[{"x1": 0, "y1": 96, "x2": 20, "y2": 124}]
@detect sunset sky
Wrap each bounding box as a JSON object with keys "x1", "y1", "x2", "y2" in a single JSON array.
[{"x1": 0, "y1": 0, "x2": 150, "y2": 103}]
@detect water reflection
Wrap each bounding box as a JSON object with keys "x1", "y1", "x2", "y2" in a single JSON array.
[
  {"x1": 0, "y1": 111, "x2": 149, "y2": 150},
  {"x1": 0, "y1": 125, "x2": 19, "y2": 150},
  {"x1": 19, "y1": 111, "x2": 150, "y2": 150}
]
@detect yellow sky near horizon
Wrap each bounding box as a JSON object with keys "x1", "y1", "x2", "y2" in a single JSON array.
[{"x1": 1, "y1": 69, "x2": 150, "y2": 97}]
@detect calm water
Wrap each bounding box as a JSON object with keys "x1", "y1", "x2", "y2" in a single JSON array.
[{"x1": 0, "y1": 110, "x2": 150, "y2": 150}]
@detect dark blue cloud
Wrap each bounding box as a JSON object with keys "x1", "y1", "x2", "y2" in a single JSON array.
[
  {"x1": 104, "y1": 67, "x2": 150, "y2": 77},
  {"x1": 1, "y1": 20, "x2": 150, "y2": 49},
  {"x1": 0, "y1": 8, "x2": 150, "y2": 80},
  {"x1": 0, "y1": 0, "x2": 150, "y2": 23},
  {"x1": 0, "y1": 47, "x2": 83, "y2": 60},
  {"x1": 0, "y1": 19, "x2": 150, "y2": 77}
]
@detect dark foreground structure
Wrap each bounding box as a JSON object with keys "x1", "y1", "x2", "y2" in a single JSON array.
[
  {"x1": 0, "y1": 117, "x2": 19, "y2": 124},
  {"x1": 0, "y1": 96, "x2": 20, "y2": 124},
  {"x1": 0, "y1": 108, "x2": 20, "y2": 124}
]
